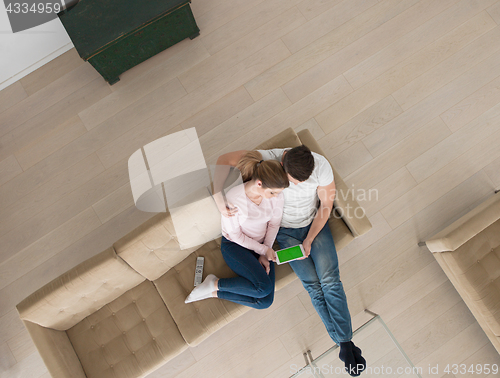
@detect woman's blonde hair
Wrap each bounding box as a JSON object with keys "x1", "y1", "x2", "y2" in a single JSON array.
[{"x1": 236, "y1": 151, "x2": 289, "y2": 189}]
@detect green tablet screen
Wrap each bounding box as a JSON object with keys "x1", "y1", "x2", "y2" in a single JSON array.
[{"x1": 276, "y1": 245, "x2": 304, "y2": 263}]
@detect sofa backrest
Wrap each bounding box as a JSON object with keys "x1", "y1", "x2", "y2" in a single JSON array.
[
  {"x1": 254, "y1": 127, "x2": 302, "y2": 150},
  {"x1": 113, "y1": 201, "x2": 220, "y2": 281},
  {"x1": 426, "y1": 191, "x2": 500, "y2": 252},
  {"x1": 16, "y1": 247, "x2": 145, "y2": 331},
  {"x1": 296, "y1": 129, "x2": 372, "y2": 238}
]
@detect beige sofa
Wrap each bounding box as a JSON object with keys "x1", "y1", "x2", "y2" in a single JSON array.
[
  {"x1": 16, "y1": 128, "x2": 372, "y2": 378},
  {"x1": 424, "y1": 191, "x2": 500, "y2": 354}
]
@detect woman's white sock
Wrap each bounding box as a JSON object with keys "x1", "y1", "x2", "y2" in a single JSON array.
[{"x1": 185, "y1": 274, "x2": 218, "y2": 303}]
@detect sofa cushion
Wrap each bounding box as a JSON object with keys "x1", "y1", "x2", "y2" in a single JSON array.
[
  {"x1": 154, "y1": 240, "x2": 247, "y2": 346},
  {"x1": 115, "y1": 189, "x2": 222, "y2": 282},
  {"x1": 67, "y1": 280, "x2": 187, "y2": 378},
  {"x1": 154, "y1": 239, "x2": 296, "y2": 346},
  {"x1": 168, "y1": 185, "x2": 222, "y2": 250},
  {"x1": 17, "y1": 248, "x2": 145, "y2": 331},
  {"x1": 275, "y1": 262, "x2": 297, "y2": 290},
  {"x1": 114, "y1": 212, "x2": 199, "y2": 281},
  {"x1": 440, "y1": 219, "x2": 500, "y2": 336}
]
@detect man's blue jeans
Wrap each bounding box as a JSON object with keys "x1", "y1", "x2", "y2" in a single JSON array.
[
  {"x1": 217, "y1": 237, "x2": 275, "y2": 309},
  {"x1": 277, "y1": 222, "x2": 353, "y2": 344}
]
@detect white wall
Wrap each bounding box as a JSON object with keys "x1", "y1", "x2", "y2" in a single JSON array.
[{"x1": 0, "y1": 1, "x2": 73, "y2": 91}]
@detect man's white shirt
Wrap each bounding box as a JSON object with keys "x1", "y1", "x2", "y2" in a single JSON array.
[{"x1": 257, "y1": 148, "x2": 334, "y2": 228}]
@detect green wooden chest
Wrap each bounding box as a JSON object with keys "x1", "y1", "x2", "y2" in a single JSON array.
[{"x1": 58, "y1": 0, "x2": 199, "y2": 85}]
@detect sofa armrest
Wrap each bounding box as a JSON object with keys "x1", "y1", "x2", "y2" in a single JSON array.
[
  {"x1": 22, "y1": 320, "x2": 86, "y2": 378},
  {"x1": 426, "y1": 192, "x2": 500, "y2": 252},
  {"x1": 297, "y1": 129, "x2": 372, "y2": 238}
]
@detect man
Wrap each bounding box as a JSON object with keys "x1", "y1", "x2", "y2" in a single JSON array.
[{"x1": 214, "y1": 145, "x2": 366, "y2": 377}]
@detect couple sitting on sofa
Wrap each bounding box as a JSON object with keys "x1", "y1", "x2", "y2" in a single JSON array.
[{"x1": 186, "y1": 145, "x2": 366, "y2": 377}]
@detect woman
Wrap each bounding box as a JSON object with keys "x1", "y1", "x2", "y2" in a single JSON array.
[{"x1": 185, "y1": 151, "x2": 289, "y2": 309}]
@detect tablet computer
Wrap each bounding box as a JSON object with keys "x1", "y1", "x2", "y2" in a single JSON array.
[{"x1": 275, "y1": 244, "x2": 305, "y2": 265}]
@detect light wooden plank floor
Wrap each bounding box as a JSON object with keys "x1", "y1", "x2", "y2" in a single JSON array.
[{"x1": 1, "y1": 0, "x2": 500, "y2": 377}]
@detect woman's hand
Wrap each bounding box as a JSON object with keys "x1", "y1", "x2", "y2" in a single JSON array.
[
  {"x1": 259, "y1": 255, "x2": 270, "y2": 275},
  {"x1": 265, "y1": 247, "x2": 276, "y2": 262}
]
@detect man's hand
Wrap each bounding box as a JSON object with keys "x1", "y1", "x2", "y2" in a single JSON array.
[
  {"x1": 259, "y1": 255, "x2": 270, "y2": 274},
  {"x1": 221, "y1": 202, "x2": 238, "y2": 218},
  {"x1": 265, "y1": 247, "x2": 276, "y2": 262},
  {"x1": 299, "y1": 238, "x2": 313, "y2": 259},
  {"x1": 213, "y1": 192, "x2": 238, "y2": 217},
  {"x1": 213, "y1": 150, "x2": 249, "y2": 218},
  {"x1": 297, "y1": 179, "x2": 335, "y2": 259}
]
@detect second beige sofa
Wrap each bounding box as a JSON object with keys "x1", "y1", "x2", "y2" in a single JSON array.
[{"x1": 424, "y1": 191, "x2": 500, "y2": 354}]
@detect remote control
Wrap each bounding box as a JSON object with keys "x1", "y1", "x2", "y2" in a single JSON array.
[{"x1": 194, "y1": 257, "x2": 204, "y2": 286}]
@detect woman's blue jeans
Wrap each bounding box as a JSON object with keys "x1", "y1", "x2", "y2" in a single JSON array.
[
  {"x1": 218, "y1": 237, "x2": 275, "y2": 309},
  {"x1": 276, "y1": 222, "x2": 353, "y2": 344}
]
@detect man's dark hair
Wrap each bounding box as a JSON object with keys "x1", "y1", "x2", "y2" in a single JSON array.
[{"x1": 283, "y1": 145, "x2": 315, "y2": 182}]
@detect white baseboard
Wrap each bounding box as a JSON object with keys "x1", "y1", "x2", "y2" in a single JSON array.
[{"x1": 0, "y1": 41, "x2": 74, "y2": 91}]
